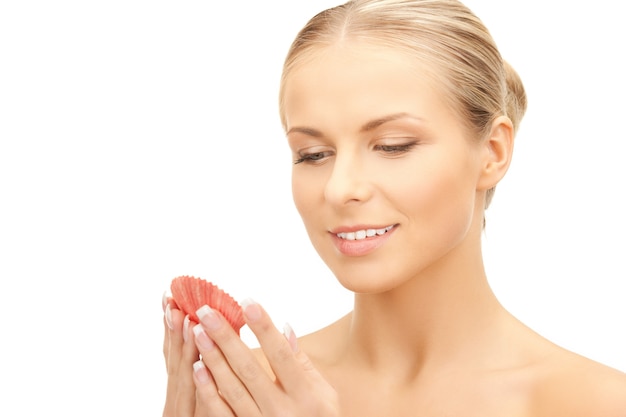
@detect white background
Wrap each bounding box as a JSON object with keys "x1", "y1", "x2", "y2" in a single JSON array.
[{"x1": 1, "y1": 1, "x2": 624, "y2": 416}]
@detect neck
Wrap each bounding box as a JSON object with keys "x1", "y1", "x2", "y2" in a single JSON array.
[{"x1": 345, "y1": 239, "x2": 511, "y2": 379}]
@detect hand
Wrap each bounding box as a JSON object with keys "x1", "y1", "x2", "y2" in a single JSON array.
[
  {"x1": 191, "y1": 299, "x2": 340, "y2": 417},
  {"x1": 162, "y1": 294, "x2": 200, "y2": 417}
]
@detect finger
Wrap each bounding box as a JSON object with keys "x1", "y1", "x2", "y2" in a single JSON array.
[
  {"x1": 192, "y1": 317, "x2": 263, "y2": 417},
  {"x1": 163, "y1": 304, "x2": 196, "y2": 417},
  {"x1": 162, "y1": 297, "x2": 173, "y2": 362},
  {"x1": 163, "y1": 302, "x2": 182, "y2": 416},
  {"x1": 162, "y1": 290, "x2": 170, "y2": 312},
  {"x1": 164, "y1": 304, "x2": 186, "y2": 374},
  {"x1": 163, "y1": 295, "x2": 182, "y2": 362},
  {"x1": 175, "y1": 315, "x2": 200, "y2": 417},
  {"x1": 162, "y1": 291, "x2": 177, "y2": 361},
  {"x1": 192, "y1": 360, "x2": 235, "y2": 417},
  {"x1": 240, "y1": 299, "x2": 307, "y2": 393}
]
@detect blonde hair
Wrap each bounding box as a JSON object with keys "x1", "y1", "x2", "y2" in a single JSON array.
[{"x1": 279, "y1": 0, "x2": 528, "y2": 209}]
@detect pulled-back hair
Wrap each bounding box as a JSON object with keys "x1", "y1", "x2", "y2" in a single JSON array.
[{"x1": 279, "y1": 0, "x2": 528, "y2": 208}]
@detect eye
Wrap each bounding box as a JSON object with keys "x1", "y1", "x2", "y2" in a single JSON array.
[
  {"x1": 373, "y1": 141, "x2": 418, "y2": 155},
  {"x1": 294, "y1": 150, "x2": 334, "y2": 165}
]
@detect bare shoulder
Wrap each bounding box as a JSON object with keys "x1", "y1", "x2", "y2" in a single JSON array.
[
  {"x1": 532, "y1": 348, "x2": 626, "y2": 417},
  {"x1": 250, "y1": 313, "x2": 352, "y2": 380},
  {"x1": 296, "y1": 313, "x2": 352, "y2": 365}
]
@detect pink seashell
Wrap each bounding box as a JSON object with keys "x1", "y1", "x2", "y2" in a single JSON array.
[{"x1": 170, "y1": 275, "x2": 245, "y2": 335}]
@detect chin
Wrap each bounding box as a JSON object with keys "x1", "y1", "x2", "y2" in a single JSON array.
[{"x1": 330, "y1": 263, "x2": 408, "y2": 295}]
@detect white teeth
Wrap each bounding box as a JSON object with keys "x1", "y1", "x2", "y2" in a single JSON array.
[{"x1": 336, "y1": 225, "x2": 393, "y2": 240}]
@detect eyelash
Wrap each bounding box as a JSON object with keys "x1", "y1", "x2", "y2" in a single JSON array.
[
  {"x1": 373, "y1": 142, "x2": 418, "y2": 154},
  {"x1": 294, "y1": 151, "x2": 333, "y2": 165},
  {"x1": 293, "y1": 141, "x2": 418, "y2": 165}
]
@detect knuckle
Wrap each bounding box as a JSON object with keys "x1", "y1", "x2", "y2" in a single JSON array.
[
  {"x1": 251, "y1": 314, "x2": 273, "y2": 333},
  {"x1": 223, "y1": 384, "x2": 248, "y2": 403},
  {"x1": 297, "y1": 352, "x2": 316, "y2": 372},
  {"x1": 271, "y1": 344, "x2": 293, "y2": 364},
  {"x1": 167, "y1": 361, "x2": 178, "y2": 377},
  {"x1": 238, "y1": 360, "x2": 261, "y2": 381},
  {"x1": 196, "y1": 386, "x2": 221, "y2": 404}
]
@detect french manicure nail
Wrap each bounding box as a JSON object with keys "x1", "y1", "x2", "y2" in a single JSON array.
[
  {"x1": 283, "y1": 323, "x2": 298, "y2": 352},
  {"x1": 162, "y1": 291, "x2": 169, "y2": 311},
  {"x1": 196, "y1": 305, "x2": 221, "y2": 330},
  {"x1": 193, "y1": 360, "x2": 211, "y2": 384},
  {"x1": 183, "y1": 315, "x2": 190, "y2": 342},
  {"x1": 240, "y1": 298, "x2": 262, "y2": 322},
  {"x1": 165, "y1": 304, "x2": 174, "y2": 330},
  {"x1": 193, "y1": 324, "x2": 215, "y2": 350}
]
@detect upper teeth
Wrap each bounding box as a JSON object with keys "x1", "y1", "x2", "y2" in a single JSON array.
[{"x1": 336, "y1": 226, "x2": 394, "y2": 240}]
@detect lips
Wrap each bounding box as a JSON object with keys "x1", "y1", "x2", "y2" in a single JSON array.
[{"x1": 330, "y1": 224, "x2": 397, "y2": 257}]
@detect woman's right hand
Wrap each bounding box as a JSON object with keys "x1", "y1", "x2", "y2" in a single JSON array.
[
  {"x1": 162, "y1": 294, "x2": 199, "y2": 417},
  {"x1": 190, "y1": 300, "x2": 341, "y2": 417},
  {"x1": 161, "y1": 294, "x2": 341, "y2": 417}
]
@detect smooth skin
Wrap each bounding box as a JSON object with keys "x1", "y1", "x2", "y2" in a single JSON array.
[{"x1": 163, "y1": 42, "x2": 626, "y2": 416}]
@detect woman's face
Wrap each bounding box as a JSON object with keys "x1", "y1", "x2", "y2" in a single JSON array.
[{"x1": 283, "y1": 43, "x2": 488, "y2": 294}]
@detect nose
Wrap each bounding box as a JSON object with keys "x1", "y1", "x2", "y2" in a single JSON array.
[{"x1": 324, "y1": 151, "x2": 372, "y2": 207}]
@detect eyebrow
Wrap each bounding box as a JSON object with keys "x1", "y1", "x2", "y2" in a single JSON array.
[
  {"x1": 360, "y1": 112, "x2": 420, "y2": 132},
  {"x1": 286, "y1": 126, "x2": 323, "y2": 137},
  {"x1": 286, "y1": 112, "x2": 421, "y2": 137}
]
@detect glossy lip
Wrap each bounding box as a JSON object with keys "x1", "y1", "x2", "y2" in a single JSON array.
[{"x1": 329, "y1": 224, "x2": 397, "y2": 257}]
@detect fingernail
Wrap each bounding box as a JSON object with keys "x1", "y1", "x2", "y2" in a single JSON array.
[
  {"x1": 240, "y1": 298, "x2": 262, "y2": 322},
  {"x1": 283, "y1": 323, "x2": 298, "y2": 352},
  {"x1": 193, "y1": 360, "x2": 211, "y2": 384},
  {"x1": 196, "y1": 305, "x2": 221, "y2": 330},
  {"x1": 161, "y1": 291, "x2": 167, "y2": 311},
  {"x1": 165, "y1": 304, "x2": 174, "y2": 330},
  {"x1": 162, "y1": 291, "x2": 169, "y2": 311},
  {"x1": 183, "y1": 315, "x2": 190, "y2": 343},
  {"x1": 193, "y1": 324, "x2": 215, "y2": 350}
]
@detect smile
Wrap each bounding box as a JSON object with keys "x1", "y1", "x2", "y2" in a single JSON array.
[{"x1": 336, "y1": 225, "x2": 395, "y2": 241}]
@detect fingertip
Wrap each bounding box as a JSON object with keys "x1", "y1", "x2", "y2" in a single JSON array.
[
  {"x1": 162, "y1": 291, "x2": 169, "y2": 311},
  {"x1": 240, "y1": 298, "x2": 262, "y2": 322},
  {"x1": 165, "y1": 304, "x2": 174, "y2": 330},
  {"x1": 183, "y1": 315, "x2": 190, "y2": 343},
  {"x1": 193, "y1": 360, "x2": 212, "y2": 385},
  {"x1": 283, "y1": 323, "x2": 298, "y2": 352}
]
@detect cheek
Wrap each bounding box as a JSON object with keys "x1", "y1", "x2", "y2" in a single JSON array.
[
  {"x1": 291, "y1": 173, "x2": 319, "y2": 225},
  {"x1": 291, "y1": 173, "x2": 332, "y2": 260},
  {"x1": 396, "y1": 163, "x2": 477, "y2": 238}
]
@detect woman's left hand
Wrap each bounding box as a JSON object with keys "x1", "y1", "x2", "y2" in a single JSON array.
[{"x1": 190, "y1": 300, "x2": 340, "y2": 417}]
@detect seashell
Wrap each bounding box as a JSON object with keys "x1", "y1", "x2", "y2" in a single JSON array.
[{"x1": 170, "y1": 275, "x2": 245, "y2": 335}]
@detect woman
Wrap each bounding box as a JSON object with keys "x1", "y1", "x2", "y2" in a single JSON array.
[{"x1": 162, "y1": 0, "x2": 626, "y2": 415}]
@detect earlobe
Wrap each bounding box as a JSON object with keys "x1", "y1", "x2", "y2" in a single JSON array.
[{"x1": 477, "y1": 116, "x2": 514, "y2": 191}]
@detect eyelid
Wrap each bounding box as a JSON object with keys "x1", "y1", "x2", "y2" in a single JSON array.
[{"x1": 374, "y1": 136, "x2": 419, "y2": 146}]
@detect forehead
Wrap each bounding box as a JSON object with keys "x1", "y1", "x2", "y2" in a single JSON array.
[
  {"x1": 285, "y1": 41, "x2": 437, "y2": 92},
  {"x1": 281, "y1": 42, "x2": 456, "y2": 131}
]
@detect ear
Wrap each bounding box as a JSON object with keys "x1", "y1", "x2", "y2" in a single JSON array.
[{"x1": 477, "y1": 115, "x2": 514, "y2": 191}]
